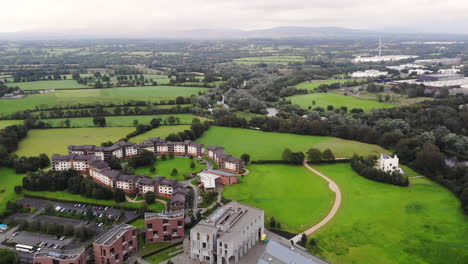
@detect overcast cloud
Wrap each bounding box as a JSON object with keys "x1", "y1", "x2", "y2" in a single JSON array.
[{"x1": 1, "y1": 0, "x2": 467, "y2": 35}]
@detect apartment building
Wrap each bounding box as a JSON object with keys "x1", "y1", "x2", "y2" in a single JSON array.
[
  {"x1": 93, "y1": 224, "x2": 138, "y2": 264},
  {"x1": 33, "y1": 248, "x2": 86, "y2": 264},
  {"x1": 190, "y1": 201, "x2": 264, "y2": 264},
  {"x1": 144, "y1": 211, "x2": 185, "y2": 243},
  {"x1": 51, "y1": 154, "x2": 96, "y2": 173}
]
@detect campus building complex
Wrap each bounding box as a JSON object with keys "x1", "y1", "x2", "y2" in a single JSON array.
[
  {"x1": 93, "y1": 224, "x2": 138, "y2": 264},
  {"x1": 144, "y1": 211, "x2": 185, "y2": 243},
  {"x1": 189, "y1": 201, "x2": 264, "y2": 264},
  {"x1": 198, "y1": 169, "x2": 239, "y2": 189},
  {"x1": 33, "y1": 248, "x2": 86, "y2": 264}
]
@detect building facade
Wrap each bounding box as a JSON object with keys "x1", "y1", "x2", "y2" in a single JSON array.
[
  {"x1": 378, "y1": 153, "x2": 404, "y2": 174},
  {"x1": 145, "y1": 211, "x2": 185, "y2": 243},
  {"x1": 33, "y1": 248, "x2": 86, "y2": 264},
  {"x1": 93, "y1": 224, "x2": 138, "y2": 264}
]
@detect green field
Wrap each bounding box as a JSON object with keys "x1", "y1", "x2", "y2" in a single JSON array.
[
  {"x1": 130, "y1": 125, "x2": 191, "y2": 143},
  {"x1": 0, "y1": 168, "x2": 25, "y2": 214},
  {"x1": 296, "y1": 79, "x2": 358, "y2": 91},
  {"x1": 311, "y1": 163, "x2": 468, "y2": 264},
  {"x1": 0, "y1": 120, "x2": 23, "y2": 129},
  {"x1": 0, "y1": 86, "x2": 207, "y2": 115},
  {"x1": 135, "y1": 157, "x2": 205, "y2": 180},
  {"x1": 16, "y1": 127, "x2": 134, "y2": 157},
  {"x1": 144, "y1": 245, "x2": 182, "y2": 264},
  {"x1": 8, "y1": 80, "x2": 90, "y2": 90},
  {"x1": 109, "y1": 74, "x2": 172, "y2": 85},
  {"x1": 233, "y1": 55, "x2": 306, "y2": 65},
  {"x1": 223, "y1": 164, "x2": 334, "y2": 233},
  {"x1": 34, "y1": 114, "x2": 202, "y2": 128},
  {"x1": 196, "y1": 126, "x2": 389, "y2": 160},
  {"x1": 287, "y1": 93, "x2": 397, "y2": 112},
  {"x1": 23, "y1": 190, "x2": 165, "y2": 212}
]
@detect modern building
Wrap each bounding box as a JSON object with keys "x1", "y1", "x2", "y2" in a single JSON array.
[
  {"x1": 189, "y1": 201, "x2": 264, "y2": 264},
  {"x1": 378, "y1": 154, "x2": 404, "y2": 174},
  {"x1": 257, "y1": 239, "x2": 329, "y2": 264},
  {"x1": 33, "y1": 248, "x2": 87, "y2": 264},
  {"x1": 415, "y1": 57, "x2": 461, "y2": 66},
  {"x1": 352, "y1": 55, "x2": 418, "y2": 63},
  {"x1": 144, "y1": 211, "x2": 185, "y2": 243},
  {"x1": 51, "y1": 154, "x2": 96, "y2": 173},
  {"x1": 198, "y1": 169, "x2": 239, "y2": 189},
  {"x1": 351, "y1": 70, "x2": 388, "y2": 78},
  {"x1": 93, "y1": 224, "x2": 138, "y2": 264}
]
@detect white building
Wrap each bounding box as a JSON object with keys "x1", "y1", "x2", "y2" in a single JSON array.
[
  {"x1": 198, "y1": 171, "x2": 220, "y2": 189},
  {"x1": 351, "y1": 70, "x2": 388, "y2": 78},
  {"x1": 378, "y1": 154, "x2": 404, "y2": 174},
  {"x1": 352, "y1": 55, "x2": 418, "y2": 63},
  {"x1": 438, "y1": 68, "x2": 461, "y2": 75}
]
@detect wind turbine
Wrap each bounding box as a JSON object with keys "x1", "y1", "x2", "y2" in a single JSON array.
[{"x1": 375, "y1": 37, "x2": 388, "y2": 57}]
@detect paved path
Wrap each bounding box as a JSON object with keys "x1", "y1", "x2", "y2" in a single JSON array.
[
  {"x1": 290, "y1": 161, "x2": 342, "y2": 243},
  {"x1": 410, "y1": 175, "x2": 424, "y2": 179}
]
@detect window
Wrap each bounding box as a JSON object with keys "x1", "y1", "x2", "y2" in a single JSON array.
[
  {"x1": 177, "y1": 220, "x2": 183, "y2": 227},
  {"x1": 202, "y1": 242, "x2": 207, "y2": 249},
  {"x1": 197, "y1": 233, "x2": 200, "y2": 240},
  {"x1": 153, "y1": 231, "x2": 158, "y2": 236},
  {"x1": 110, "y1": 248, "x2": 115, "y2": 255},
  {"x1": 129, "y1": 240, "x2": 133, "y2": 246},
  {"x1": 115, "y1": 254, "x2": 119, "y2": 260},
  {"x1": 163, "y1": 219, "x2": 168, "y2": 224},
  {"x1": 163, "y1": 226, "x2": 167, "y2": 231},
  {"x1": 147, "y1": 223, "x2": 153, "y2": 229}
]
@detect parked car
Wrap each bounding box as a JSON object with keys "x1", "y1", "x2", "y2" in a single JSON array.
[
  {"x1": 59, "y1": 236, "x2": 66, "y2": 241},
  {"x1": 12, "y1": 232, "x2": 19, "y2": 237}
]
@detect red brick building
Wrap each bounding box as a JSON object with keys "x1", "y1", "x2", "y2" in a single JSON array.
[
  {"x1": 145, "y1": 211, "x2": 185, "y2": 243},
  {"x1": 93, "y1": 224, "x2": 138, "y2": 264},
  {"x1": 33, "y1": 248, "x2": 86, "y2": 264}
]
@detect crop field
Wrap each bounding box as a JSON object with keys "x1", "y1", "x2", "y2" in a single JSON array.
[
  {"x1": 196, "y1": 126, "x2": 389, "y2": 160},
  {"x1": 23, "y1": 190, "x2": 165, "y2": 212},
  {"x1": 129, "y1": 125, "x2": 191, "y2": 143},
  {"x1": 0, "y1": 168, "x2": 25, "y2": 214},
  {"x1": 7, "y1": 80, "x2": 90, "y2": 90},
  {"x1": 286, "y1": 93, "x2": 397, "y2": 112},
  {"x1": 233, "y1": 55, "x2": 306, "y2": 65},
  {"x1": 36, "y1": 114, "x2": 203, "y2": 128},
  {"x1": 310, "y1": 163, "x2": 468, "y2": 264},
  {"x1": 295, "y1": 79, "x2": 358, "y2": 91},
  {"x1": 0, "y1": 86, "x2": 207, "y2": 115},
  {"x1": 135, "y1": 157, "x2": 205, "y2": 181},
  {"x1": 15, "y1": 127, "x2": 134, "y2": 157},
  {"x1": 223, "y1": 164, "x2": 334, "y2": 233},
  {"x1": 0, "y1": 119, "x2": 23, "y2": 129}
]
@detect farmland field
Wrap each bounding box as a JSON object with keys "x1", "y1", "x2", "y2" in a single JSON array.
[
  {"x1": 8, "y1": 80, "x2": 90, "y2": 90},
  {"x1": 0, "y1": 119, "x2": 23, "y2": 129},
  {"x1": 135, "y1": 157, "x2": 205, "y2": 181},
  {"x1": 0, "y1": 86, "x2": 207, "y2": 115},
  {"x1": 223, "y1": 164, "x2": 334, "y2": 233},
  {"x1": 0, "y1": 168, "x2": 25, "y2": 214},
  {"x1": 310, "y1": 163, "x2": 468, "y2": 264},
  {"x1": 295, "y1": 79, "x2": 359, "y2": 91},
  {"x1": 34, "y1": 114, "x2": 203, "y2": 127},
  {"x1": 129, "y1": 125, "x2": 191, "y2": 143},
  {"x1": 233, "y1": 55, "x2": 305, "y2": 65},
  {"x1": 15, "y1": 127, "x2": 134, "y2": 157},
  {"x1": 196, "y1": 126, "x2": 389, "y2": 160},
  {"x1": 286, "y1": 93, "x2": 397, "y2": 112}
]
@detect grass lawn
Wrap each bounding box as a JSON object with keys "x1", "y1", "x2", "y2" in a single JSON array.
[
  {"x1": 23, "y1": 190, "x2": 165, "y2": 212},
  {"x1": 196, "y1": 126, "x2": 389, "y2": 160},
  {"x1": 130, "y1": 218, "x2": 146, "y2": 229},
  {"x1": 296, "y1": 79, "x2": 358, "y2": 91},
  {"x1": 0, "y1": 168, "x2": 25, "y2": 214},
  {"x1": 310, "y1": 163, "x2": 468, "y2": 264},
  {"x1": 286, "y1": 93, "x2": 397, "y2": 112},
  {"x1": 38, "y1": 114, "x2": 202, "y2": 128},
  {"x1": 332, "y1": 90, "x2": 435, "y2": 106},
  {"x1": 233, "y1": 56, "x2": 305, "y2": 65},
  {"x1": 223, "y1": 164, "x2": 334, "y2": 233},
  {"x1": 135, "y1": 157, "x2": 205, "y2": 180},
  {"x1": 137, "y1": 235, "x2": 172, "y2": 255},
  {"x1": 15, "y1": 127, "x2": 134, "y2": 157},
  {"x1": 144, "y1": 245, "x2": 182, "y2": 264},
  {"x1": 0, "y1": 120, "x2": 23, "y2": 129},
  {"x1": 0, "y1": 86, "x2": 207, "y2": 115},
  {"x1": 8, "y1": 80, "x2": 90, "y2": 90},
  {"x1": 130, "y1": 125, "x2": 191, "y2": 143}
]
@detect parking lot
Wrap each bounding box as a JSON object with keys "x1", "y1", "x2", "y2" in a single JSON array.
[
  {"x1": 8, "y1": 231, "x2": 73, "y2": 249},
  {"x1": 18, "y1": 197, "x2": 138, "y2": 223}
]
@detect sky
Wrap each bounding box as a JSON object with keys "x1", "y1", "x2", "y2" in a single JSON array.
[{"x1": 1, "y1": 0, "x2": 467, "y2": 35}]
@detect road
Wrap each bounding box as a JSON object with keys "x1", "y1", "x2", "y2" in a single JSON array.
[{"x1": 290, "y1": 161, "x2": 342, "y2": 244}]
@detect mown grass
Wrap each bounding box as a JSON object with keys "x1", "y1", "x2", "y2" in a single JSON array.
[
  {"x1": 7, "y1": 80, "x2": 90, "y2": 90},
  {"x1": 15, "y1": 127, "x2": 134, "y2": 157},
  {"x1": 129, "y1": 125, "x2": 191, "y2": 143},
  {"x1": 196, "y1": 126, "x2": 389, "y2": 160},
  {"x1": 0, "y1": 86, "x2": 207, "y2": 115},
  {"x1": 223, "y1": 164, "x2": 334, "y2": 233},
  {"x1": 310, "y1": 163, "x2": 468, "y2": 264},
  {"x1": 286, "y1": 92, "x2": 397, "y2": 112},
  {"x1": 143, "y1": 245, "x2": 182, "y2": 263},
  {"x1": 0, "y1": 120, "x2": 23, "y2": 129},
  {"x1": 34, "y1": 114, "x2": 202, "y2": 128},
  {"x1": 135, "y1": 157, "x2": 205, "y2": 180},
  {"x1": 295, "y1": 79, "x2": 359, "y2": 91},
  {"x1": 0, "y1": 168, "x2": 25, "y2": 214}
]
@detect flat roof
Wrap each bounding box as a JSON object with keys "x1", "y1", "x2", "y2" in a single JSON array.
[{"x1": 94, "y1": 224, "x2": 135, "y2": 246}]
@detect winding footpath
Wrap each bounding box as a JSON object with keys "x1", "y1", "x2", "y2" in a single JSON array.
[{"x1": 290, "y1": 161, "x2": 342, "y2": 243}]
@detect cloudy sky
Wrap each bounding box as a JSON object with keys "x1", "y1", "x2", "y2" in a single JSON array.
[{"x1": 1, "y1": 0, "x2": 467, "y2": 35}]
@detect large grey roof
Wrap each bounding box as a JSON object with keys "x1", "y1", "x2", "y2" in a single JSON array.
[
  {"x1": 258, "y1": 240, "x2": 329, "y2": 264},
  {"x1": 145, "y1": 210, "x2": 184, "y2": 220},
  {"x1": 94, "y1": 224, "x2": 135, "y2": 246},
  {"x1": 34, "y1": 247, "x2": 85, "y2": 261}
]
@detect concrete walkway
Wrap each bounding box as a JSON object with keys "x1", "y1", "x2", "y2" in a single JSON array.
[{"x1": 290, "y1": 161, "x2": 342, "y2": 243}]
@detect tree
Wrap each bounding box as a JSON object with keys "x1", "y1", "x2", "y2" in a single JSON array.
[
  {"x1": 64, "y1": 119, "x2": 70, "y2": 128},
  {"x1": 161, "y1": 154, "x2": 167, "y2": 161},
  {"x1": 0, "y1": 248, "x2": 19, "y2": 264},
  {"x1": 166, "y1": 133, "x2": 182, "y2": 142},
  {"x1": 64, "y1": 224, "x2": 74, "y2": 236},
  {"x1": 169, "y1": 153, "x2": 174, "y2": 159},
  {"x1": 241, "y1": 154, "x2": 250, "y2": 164},
  {"x1": 171, "y1": 168, "x2": 178, "y2": 176},
  {"x1": 13, "y1": 185, "x2": 22, "y2": 194},
  {"x1": 93, "y1": 116, "x2": 106, "y2": 127},
  {"x1": 105, "y1": 155, "x2": 122, "y2": 170},
  {"x1": 133, "y1": 120, "x2": 139, "y2": 126},
  {"x1": 269, "y1": 217, "x2": 276, "y2": 228},
  {"x1": 307, "y1": 148, "x2": 322, "y2": 162},
  {"x1": 190, "y1": 160, "x2": 196, "y2": 169},
  {"x1": 282, "y1": 148, "x2": 293, "y2": 161},
  {"x1": 150, "y1": 118, "x2": 162, "y2": 128},
  {"x1": 114, "y1": 188, "x2": 126, "y2": 203},
  {"x1": 300, "y1": 234, "x2": 307, "y2": 246},
  {"x1": 145, "y1": 192, "x2": 156, "y2": 204},
  {"x1": 322, "y1": 149, "x2": 335, "y2": 161}
]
